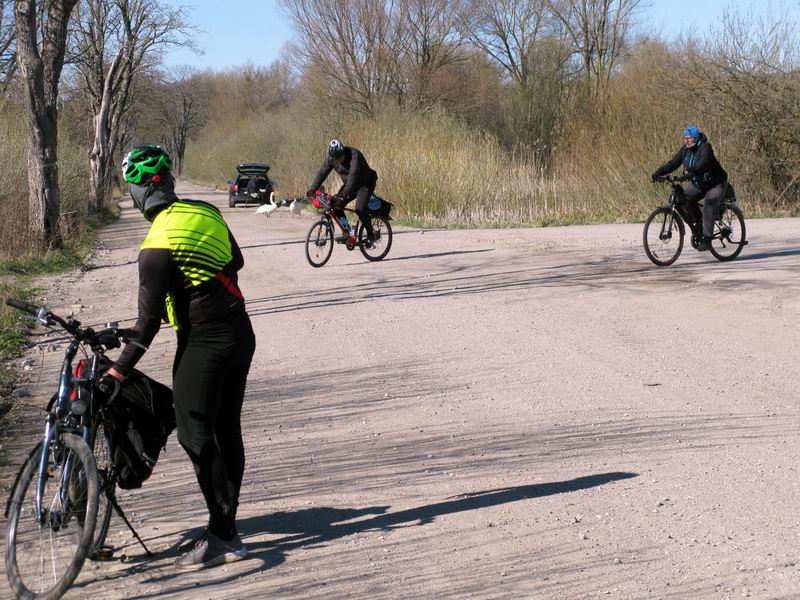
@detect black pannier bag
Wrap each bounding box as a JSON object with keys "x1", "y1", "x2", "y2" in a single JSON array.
[
  {"x1": 367, "y1": 194, "x2": 393, "y2": 218},
  {"x1": 101, "y1": 361, "x2": 175, "y2": 490}
]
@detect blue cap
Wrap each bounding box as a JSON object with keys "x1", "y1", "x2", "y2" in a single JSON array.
[{"x1": 683, "y1": 126, "x2": 700, "y2": 140}]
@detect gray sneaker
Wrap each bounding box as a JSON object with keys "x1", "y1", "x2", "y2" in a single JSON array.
[{"x1": 175, "y1": 531, "x2": 248, "y2": 570}]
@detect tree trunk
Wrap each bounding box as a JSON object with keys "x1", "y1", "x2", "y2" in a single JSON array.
[
  {"x1": 22, "y1": 101, "x2": 61, "y2": 247},
  {"x1": 88, "y1": 48, "x2": 123, "y2": 212},
  {"x1": 14, "y1": 0, "x2": 79, "y2": 248}
]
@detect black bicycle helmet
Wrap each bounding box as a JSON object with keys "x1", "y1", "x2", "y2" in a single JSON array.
[{"x1": 328, "y1": 139, "x2": 345, "y2": 160}]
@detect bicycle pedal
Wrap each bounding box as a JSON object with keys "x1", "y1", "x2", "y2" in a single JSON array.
[{"x1": 91, "y1": 545, "x2": 116, "y2": 561}]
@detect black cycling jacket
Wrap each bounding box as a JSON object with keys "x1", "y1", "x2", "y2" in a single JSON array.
[
  {"x1": 309, "y1": 146, "x2": 378, "y2": 199},
  {"x1": 653, "y1": 133, "x2": 727, "y2": 190}
]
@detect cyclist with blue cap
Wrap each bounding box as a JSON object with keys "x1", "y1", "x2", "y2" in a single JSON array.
[{"x1": 651, "y1": 125, "x2": 728, "y2": 251}]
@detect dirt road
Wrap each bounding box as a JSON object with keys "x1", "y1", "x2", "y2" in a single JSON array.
[{"x1": 2, "y1": 183, "x2": 799, "y2": 599}]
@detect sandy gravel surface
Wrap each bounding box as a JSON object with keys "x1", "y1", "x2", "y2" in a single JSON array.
[{"x1": 1, "y1": 182, "x2": 799, "y2": 600}]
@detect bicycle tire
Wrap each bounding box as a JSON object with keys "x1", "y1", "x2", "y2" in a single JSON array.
[
  {"x1": 305, "y1": 219, "x2": 334, "y2": 267},
  {"x1": 357, "y1": 216, "x2": 393, "y2": 262},
  {"x1": 6, "y1": 433, "x2": 99, "y2": 600},
  {"x1": 709, "y1": 202, "x2": 747, "y2": 262},
  {"x1": 88, "y1": 416, "x2": 114, "y2": 556},
  {"x1": 643, "y1": 207, "x2": 685, "y2": 266}
]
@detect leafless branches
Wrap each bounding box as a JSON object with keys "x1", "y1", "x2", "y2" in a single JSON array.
[
  {"x1": 0, "y1": 1, "x2": 15, "y2": 92},
  {"x1": 686, "y1": 11, "x2": 800, "y2": 203},
  {"x1": 282, "y1": 0, "x2": 471, "y2": 113},
  {"x1": 547, "y1": 0, "x2": 644, "y2": 103},
  {"x1": 69, "y1": 0, "x2": 198, "y2": 210},
  {"x1": 153, "y1": 65, "x2": 207, "y2": 175}
]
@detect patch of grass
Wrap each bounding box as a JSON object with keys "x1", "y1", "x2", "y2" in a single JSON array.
[
  {"x1": 0, "y1": 284, "x2": 40, "y2": 360},
  {"x1": 0, "y1": 283, "x2": 39, "y2": 417},
  {"x1": 0, "y1": 231, "x2": 96, "y2": 277},
  {"x1": 0, "y1": 202, "x2": 120, "y2": 420}
]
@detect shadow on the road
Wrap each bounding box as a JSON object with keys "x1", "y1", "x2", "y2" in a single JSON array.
[
  {"x1": 383, "y1": 248, "x2": 494, "y2": 262},
  {"x1": 240, "y1": 238, "x2": 305, "y2": 250},
  {"x1": 129, "y1": 472, "x2": 636, "y2": 597},
  {"x1": 240, "y1": 254, "x2": 667, "y2": 318},
  {"x1": 242, "y1": 240, "x2": 800, "y2": 318},
  {"x1": 82, "y1": 259, "x2": 138, "y2": 271},
  {"x1": 238, "y1": 229, "x2": 462, "y2": 252},
  {"x1": 732, "y1": 247, "x2": 800, "y2": 262}
]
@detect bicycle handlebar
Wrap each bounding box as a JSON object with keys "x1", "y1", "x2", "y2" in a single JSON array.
[
  {"x1": 655, "y1": 174, "x2": 690, "y2": 184},
  {"x1": 5, "y1": 297, "x2": 137, "y2": 348},
  {"x1": 5, "y1": 298, "x2": 39, "y2": 316}
]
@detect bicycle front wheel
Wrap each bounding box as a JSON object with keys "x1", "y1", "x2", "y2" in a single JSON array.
[
  {"x1": 305, "y1": 219, "x2": 334, "y2": 267},
  {"x1": 6, "y1": 433, "x2": 99, "y2": 600},
  {"x1": 357, "y1": 216, "x2": 393, "y2": 262},
  {"x1": 709, "y1": 203, "x2": 747, "y2": 262},
  {"x1": 643, "y1": 207, "x2": 685, "y2": 266},
  {"x1": 88, "y1": 416, "x2": 114, "y2": 556}
]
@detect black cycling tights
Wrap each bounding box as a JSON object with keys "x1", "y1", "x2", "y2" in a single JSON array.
[
  {"x1": 172, "y1": 312, "x2": 256, "y2": 540},
  {"x1": 334, "y1": 179, "x2": 377, "y2": 238}
]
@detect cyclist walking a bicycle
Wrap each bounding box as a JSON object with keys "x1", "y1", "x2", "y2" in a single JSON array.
[
  {"x1": 307, "y1": 139, "x2": 379, "y2": 245},
  {"x1": 103, "y1": 145, "x2": 256, "y2": 569},
  {"x1": 651, "y1": 125, "x2": 728, "y2": 252}
]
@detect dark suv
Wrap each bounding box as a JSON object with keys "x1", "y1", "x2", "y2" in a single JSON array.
[{"x1": 228, "y1": 163, "x2": 273, "y2": 208}]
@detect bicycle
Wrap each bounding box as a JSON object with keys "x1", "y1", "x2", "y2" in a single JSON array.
[
  {"x1": 643, "y1": 175, "x2": 748, "y2": 266},
  {"x1": 305, "y1": 191, "x2": 393, "y2": 267},
  {"x1": 4, "y1": 299, "x2": 155, "y2": 600}
]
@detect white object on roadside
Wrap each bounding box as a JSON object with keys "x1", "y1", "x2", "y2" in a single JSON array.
[
  {"x1": 255, "y1": 192, "x2": 278, "y2": 216},
  {"x1": 290, "y1": 199, "x2": 302, "y2": 215}
]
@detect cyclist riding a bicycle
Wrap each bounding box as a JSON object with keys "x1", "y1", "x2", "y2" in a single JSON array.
[
  {"x1": 306, "y1": 139, "x2": 379, "y2": 245},
  {"x1": 651, "y1": 125, "x2": 728, "y2": 252},
  {"x1": 104, "y1": 145, "x2": 256, "y2": 569}
]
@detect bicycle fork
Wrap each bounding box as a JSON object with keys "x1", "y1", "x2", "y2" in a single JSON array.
[
  {"x1": 660, "y1": 208, "x2": 676, "y2": 241},
  {"x1": 34, "y1": 415, "x2": 58, "y2": 522}
]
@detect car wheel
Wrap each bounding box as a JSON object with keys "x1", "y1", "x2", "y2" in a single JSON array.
[{"x1": 229, "y1": 196, "x2": 236, "y2": 208}]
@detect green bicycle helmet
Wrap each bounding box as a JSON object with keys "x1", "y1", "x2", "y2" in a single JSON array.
[{"x1": 122, "y1": 145, "x2": 173, "y2": 184}]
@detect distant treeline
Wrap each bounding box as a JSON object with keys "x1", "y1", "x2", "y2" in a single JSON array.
[{"x1": 2, "y1": 0, "x2": 799, "y2": 256}]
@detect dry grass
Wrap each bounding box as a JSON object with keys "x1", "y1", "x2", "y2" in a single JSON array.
[
  {"x1": 0, "y1": 103, "x2": 93, "y2": 258},
  {"x1": 183, "y1": 48, "x2": 799, "y2": 228}
]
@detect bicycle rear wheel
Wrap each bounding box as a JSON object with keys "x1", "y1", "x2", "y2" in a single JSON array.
[
  {"x1": 643, "y1": 207, "x2": 685, "y2": 266},
  {"x1": 305, "y1": 219, "x2": 334, "y2": 267},
  {"x1": 709, "y1": 203, "x2": 747, "y2": 262},
  {"x1": 6, "y1": 433, "x2": 99, "y2": 600},
  {"x1": 357, "y1": 216, "x2": 393, "y2": 261}
]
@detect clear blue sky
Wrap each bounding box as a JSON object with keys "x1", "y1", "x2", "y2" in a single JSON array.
[
  {"x1": 163, "y1": 0, "x2": 294, "y2": 69},
  {"x1": 163, "y1": 0, "x2": 800, "y2": 70}
]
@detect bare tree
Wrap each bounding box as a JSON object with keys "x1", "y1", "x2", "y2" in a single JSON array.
[
  {"x1": 465, "y1": 0, "x2": 554, "y2": 87},
  {"x1": 687, "y1": 12, "x2": 800, "y2": 205},
  {"x1": 0, "y1": 1, "x2": 15, "y2": 92},
  {"x1": 14, "y1": 0, "x2": 80, "y2": 247},
  {"x1": 396, "y1": 0, "x2": 468, "y2": 106},
  {"x1": 547, "y1": 0, "x2": 643, "y2": 104},
  {"x1": 281, "y1": 0, "x2": 402, "y2": 115},
  {"x1": 154, "y1": 66, "x2": 207, "y2": 175},
  {"x1": 70, "y1": 0, "x2": 196, "y2": 211},
  {"x1": 464, "y1": 0, "x2": 570, "y2": 158},
  {"x1": 233, "y1": 61, "x2": 293, "y2": 114}
]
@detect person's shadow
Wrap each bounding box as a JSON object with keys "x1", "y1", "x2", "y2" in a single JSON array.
[{"x1": 136, "y1": 471, "x2": 636, "y2": 595}]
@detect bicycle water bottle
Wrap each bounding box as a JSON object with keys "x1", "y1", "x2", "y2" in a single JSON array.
[{"x1": 339, "y1": 216, "x2": 352, "y2": 236}]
